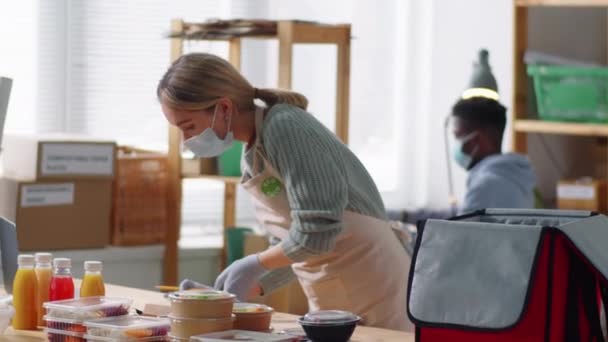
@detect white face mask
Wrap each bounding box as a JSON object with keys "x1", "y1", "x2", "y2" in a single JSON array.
[{"x1": 183, "y1": 105, "x2": 234, "y2": 158}]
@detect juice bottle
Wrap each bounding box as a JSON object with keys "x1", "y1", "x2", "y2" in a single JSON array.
[
  {"x1": 80, "y1": 261, "x2": 105, "y2": 297},
  {"x1": 13, "y1": 254, "x2": 37, "y2": 330},
  {"x1": 34, "y1": 252, "x2": 52, "y2": 327},
  {"x1": 49, "y1": 258, "x2": 74, "y2": 301}
]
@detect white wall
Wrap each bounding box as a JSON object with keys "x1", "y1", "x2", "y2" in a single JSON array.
[{"x1": 404, "y1": 0, "x2": 514, "y2": 209}]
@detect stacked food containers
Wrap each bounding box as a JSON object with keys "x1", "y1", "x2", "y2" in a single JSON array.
[
  {"x1": 42, "y1": 297, "x2": 170, "y2": 341},
  {"x1": 167, "y1": 290, "x2": 235, "y2": 340},
  {"x1": 43, "y1": 297, "x2": 133, "y2": 341}
]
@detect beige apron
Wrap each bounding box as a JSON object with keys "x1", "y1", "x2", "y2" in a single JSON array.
[{"x1": 241, "y1": 107, "x2": 413, "y2": 331}]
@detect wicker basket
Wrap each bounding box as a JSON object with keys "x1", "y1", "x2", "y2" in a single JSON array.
[{"x1": 112, "y1": 146, "x2": 168, "y2": 246}]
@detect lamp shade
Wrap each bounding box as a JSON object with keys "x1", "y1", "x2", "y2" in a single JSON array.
[{"x1": 462, "y1": 49, "x2": 499, "y2": 100}]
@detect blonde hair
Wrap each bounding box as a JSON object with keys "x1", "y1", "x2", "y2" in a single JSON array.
[{"x1": 157, "y1": 53, "x2": 308, "y2": 111}]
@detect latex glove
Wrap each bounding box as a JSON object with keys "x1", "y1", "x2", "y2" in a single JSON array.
[
  {"x1": 179, "y1": 279, "x2": 213, "y2": 291},
  {"x1": 214, "y1": 254, "x2": 266, "y2": 301}
]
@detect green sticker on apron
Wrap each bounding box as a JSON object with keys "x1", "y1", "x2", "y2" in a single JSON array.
[{"x1": 261, "y1": 177, "x2": 282, "y2": 197}]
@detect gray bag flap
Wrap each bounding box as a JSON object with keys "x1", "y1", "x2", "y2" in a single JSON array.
[
  {"x1": 408, "y1": 219, "x2": 542, "y2": 329},
  {"x1": 463, "y1": 208, "x2": 592, "y2": 227},
  {"x1": 560, "y1": 214, "x2": 608, "y2": 280}
]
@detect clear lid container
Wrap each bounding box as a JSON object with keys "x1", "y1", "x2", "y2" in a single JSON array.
[
  {"x1": 168, "y1": 289, "x2": 235, "y2": 301},
  {"x1": 44, "y1": 315, "x2": 84, "y2": 324},
  {"x1": 43, "y1": 297, "x2": 133, "y2": 320},
  {"x1": 84, "y1": 315, "x2": 170, "y2": 339},
  {"x1": 84, "y1": 335, "x2": 168, "y2": 342},
  {"x1": 44, "y1": 327, "x2": 86, "y2": 338},
  {"x1": 44, "y1": 315, "x2": 87, "y2": 333},
  {"x1": 298, "y1": 310, "x2": 361, "y2": 326},
  {"x1": 0, "y1": 303, "x2": 14, "y2": 318},
  {"x1": 232, "y1": 303, "x2": 273, "y2": 314},
  {"x1": 167, "y1": 334, "x2": 189, "y2": 342},
  {"x1": 191, "y1": 330, "x2": 293, "y2": 342},
  {"x1": 0, "y1": 303, "x2": 14, "y2": 335}
]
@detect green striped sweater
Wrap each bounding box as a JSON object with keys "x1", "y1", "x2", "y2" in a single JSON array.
[{"x1": 243, "y1": 104, "x2": 386, "y2": 293}]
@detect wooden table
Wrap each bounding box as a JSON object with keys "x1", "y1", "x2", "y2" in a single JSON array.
[{"x1": 4, "y1": 283, "x2": 414, "y2": 341}]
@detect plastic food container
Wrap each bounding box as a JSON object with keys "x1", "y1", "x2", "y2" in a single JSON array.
[
  {"x1": 45, "y1": 328, "x2": 86, "y2": 342},
  {"x1": 232, "y1": 303, "x2": 273, "y2": 332},
  {"x1": 44, "y1": 297, "x2": 133, "y2": 320},
  {"x1": 168, "y1": 314, "x2": 235, "y2": 339},
  {"x1": 84, "y1": 315, "x2": 170, "y2": 339},
  {"x1": 168, "y1": 290, "x2": 235, "y2": 319},
  {"x1": 191, "y1": 330, "x2": 293, "y2": 342},
  {"x1": 84, "y1": 335, "x2": 169, "y2": 341},
  {"x1": 167, "y1": 335, "x2": 188, "y2": 342},
  {"x1": 0, "y1": 304, "x2": 14, "y2": 335},
  {"x1": 44, "y1": 316, "x2": 87, "y2": 334},
  {"x1": 298, "y1": 310, "x2": 361, "y2": 342}
]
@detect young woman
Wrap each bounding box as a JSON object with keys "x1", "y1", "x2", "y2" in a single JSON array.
[{"x1": 157, "y1": 53, "x2": 412, "y2": 331}]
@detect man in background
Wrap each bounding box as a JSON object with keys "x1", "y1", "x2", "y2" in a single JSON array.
[{"x1": 392, "y1": 96, "x2": 537, "y2": 224}]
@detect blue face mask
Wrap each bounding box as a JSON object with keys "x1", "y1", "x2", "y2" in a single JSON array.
[
  {"x1": 453, "y1": 131, "x2": 478, "y2": 170},
  {"x1": 184, "y1": 105, "x2": 234, "y2": 158}
]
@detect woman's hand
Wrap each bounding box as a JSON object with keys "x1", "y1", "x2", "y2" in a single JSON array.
[{"x1": 214, "y1": 254, "x2": 267, "y2": 301}]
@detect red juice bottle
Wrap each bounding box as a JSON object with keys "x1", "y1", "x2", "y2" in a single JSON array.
[{"x1": 49, "y1": 258, "x2": 74, "y2": 301}]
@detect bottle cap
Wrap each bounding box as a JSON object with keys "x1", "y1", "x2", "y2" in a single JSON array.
[
  {"x1": 53, "y1": 258, "x2": 71, "y2": 268},
  {"x1": 84, "y1": 261, "x2": 103, "y2": 272},
  {"x1": 18, "y1": 254, "x2": 34, "y2": 266},
  {"x1": 35, "y1": 252, "x2": 53, "y2": 264}
]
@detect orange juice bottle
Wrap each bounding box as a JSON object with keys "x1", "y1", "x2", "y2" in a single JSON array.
[
  {"x1": 13, "y1": 254, "x2": 37, "y2": 330},
  {"x1": 34, "y1": 253, "x2": 52, "y2": 327},
  {"x1": 80, "y1": 261, "x2": 105, "y2": 297}
]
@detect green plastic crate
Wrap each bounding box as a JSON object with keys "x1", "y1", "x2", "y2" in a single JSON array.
[
  {"x1": 527, "y1": 65, "x2": 608, "y2": 123},
  {"x1": 225, "y1": 227, "x2": 253, "y2": 266},
  {"x1": 218, "y1": 141, "x2": 243, "y2": 177}
]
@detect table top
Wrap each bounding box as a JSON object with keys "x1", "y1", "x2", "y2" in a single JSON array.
[{"x1": 4, "y1": 282, "x2": 415, "y2": 341}]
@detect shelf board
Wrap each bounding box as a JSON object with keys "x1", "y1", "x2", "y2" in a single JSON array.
[
  {"x1": 516, "y1": 0, "x2": 608, "y2": 6},
  {"x1": 513, "y1": 119, "x2": 608, "y2": 136},
  {"x1": 181, "y1": 174, "x2": 241, "y2": 184}
]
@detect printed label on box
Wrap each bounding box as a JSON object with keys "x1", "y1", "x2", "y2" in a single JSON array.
[
  {"x1": 41, "y1": 143, "x2": 114, "y2": 176},
  {"x1": 21, "y1": 183, "x2": 75, "y2": 207},
  {"x1": 557, "y1": 184, "x2": 596, "y2": 200}
]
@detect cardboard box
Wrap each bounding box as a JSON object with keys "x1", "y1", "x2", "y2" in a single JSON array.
[
  {"x1": 2, "y1": 133, "x2": 116, "y2": 180},
  {"x1": 557, "y1": 179, "x2": 607, "y2": 212},
  {"x1": 181, "y1": 157, "x2": 217, "y2": 177},
  {"x1": 0, "y1": 177, "x2": 112, "y2": 251}
]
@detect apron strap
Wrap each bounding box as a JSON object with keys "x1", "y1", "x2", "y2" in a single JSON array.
[{"x1": 251, "y1": 106, "x2": 265, "y2": 174}]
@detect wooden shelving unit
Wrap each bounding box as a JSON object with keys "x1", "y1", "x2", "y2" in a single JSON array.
[
  {"x1": 512, "y1": 1, "x2": 608, "y2": 208},
  {"x1": 513, "y1": 120, "x2": 608, "y2": 136},
  {"x1": 512, "y1": 1, "x2": 608, "y2": 151},
  {"x1": 163, "y1": 19, "x2": 351, "y2": 284},
  {"x1": 516, "y1": 0, "x2": 608, "y2": 6}
]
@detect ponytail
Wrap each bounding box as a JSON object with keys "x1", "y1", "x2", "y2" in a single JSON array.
[{"x1": 254, "y1": 87, "x2": 308, "y2": 110}]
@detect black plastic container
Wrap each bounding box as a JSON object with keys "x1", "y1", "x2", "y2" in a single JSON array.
[{"x1": 297, "y1": 310, "x2": 361, "y2": 342}]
